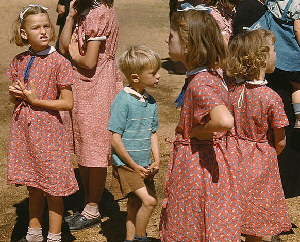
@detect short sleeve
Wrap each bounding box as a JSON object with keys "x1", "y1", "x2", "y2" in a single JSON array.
[
  {"x1": 85, "y1": 7, "x2": 109, "y2": 41},
  {"x1": 6, "y1": 57, "x2": 19, "y2": 83},
  {"x1": 152, "y1": 104, "x2": 159, "y2": 133},
  {"x1": 190, "y1": 82, "x2": 225, "y2": 124},
  {"x1": 108, "y1": 97, "x2": 128, "y2": 135},
  {"x1": 268, "y1": 93, "x2": 289, "y2": 128},
  {"x1": 56, "y1": 58, "x2": 77, "y2": 88},
  {"x1": 290, "y1": 0, "x2": 300, "y2": 19}
]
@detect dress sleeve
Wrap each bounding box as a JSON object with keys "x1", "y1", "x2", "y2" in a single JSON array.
[
  {"x1": 268, "y1": 93, "x2": 289, "y2": 128},
  {"x1": 6, "y1": 57, "x2": 19, "y2": 83},
  {"x1": 152, "y1": 104, "x2": 159, "y2": 133},
  {"x1": 190, "y1": 80, "x2": 225, "y2": 124},
  {"x1": 108, "y1": 96, "x2": 128, "y2": 135},
  {"x1": 85, "y1": 7, "x2": 109, "y2": 41},
  {"x1": 56, "y1": 58, "x2": 77, "y2": 88}
]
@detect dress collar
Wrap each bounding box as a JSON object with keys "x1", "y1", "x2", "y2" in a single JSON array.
[
  {"x1": 124, "y1": 86, "x2": 149, "y2": 103},
  {"x1": 29, "y1": 46, "x2": 56, "y2": 56},
  {"x1": 236, "y1": 78, "x2": 268, "y2": 85},
  {"x1": 186, "y1": 66, "x2": 208, "y2": 76}
]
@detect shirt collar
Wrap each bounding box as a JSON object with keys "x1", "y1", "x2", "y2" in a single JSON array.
[{"x1": 124, "y1": 86, "x2": 149, "y2": 102}]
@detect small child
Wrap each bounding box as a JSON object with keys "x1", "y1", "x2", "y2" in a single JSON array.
[
  {"x1": 7, "y1": 5, "x2": 78, "y2": 242},
  {"x1": 226, "y1": 29, "x2": 291, "y2": 242},
  {"x1": 108, "y1": 45, "x2": 161, "y2": 242},
  {"x1": 161, "y1": 9, "x2": 240, "y2": 241}
]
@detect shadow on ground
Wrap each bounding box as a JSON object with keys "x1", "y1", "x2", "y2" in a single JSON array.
[{"x1": 10, "y1": 168, "x2": 130, "y2": 242}]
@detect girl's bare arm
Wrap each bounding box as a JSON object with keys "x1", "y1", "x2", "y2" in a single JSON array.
[
  {"x1": 273, "y1": 127, "x2": 286, "y2": 155},
  {"x1": 294, "y1": 19, "x2": 300, "y2": 47}
]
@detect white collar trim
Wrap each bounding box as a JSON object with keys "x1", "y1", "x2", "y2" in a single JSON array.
[
  {"x1": 124, "y1": 86, "x2": 149, "y2": 102},
  {"x1": 30, "y1": 46, "x2": 56, "y2": 56}
]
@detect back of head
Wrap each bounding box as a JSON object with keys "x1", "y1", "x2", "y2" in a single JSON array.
[
  {"x1": 10, "y1": 5, "x2": 55, "y2": 46},
  {"x1": 74, "y1": 0, "x2": 114, "y2": 14},
  {"x1": 226, "y1": 29, "x2": 275, "y2": 80},
  {"x1": 171, "y1": 9, "x2": 226, "y2": 70},
  {"x1": 118, "y1": 45, "x2": 161, "y2": 80}
]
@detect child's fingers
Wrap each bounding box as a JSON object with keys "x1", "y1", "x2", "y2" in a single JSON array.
[{"x1": 17, "y1": 81, "x2": 26, "y2": 91}]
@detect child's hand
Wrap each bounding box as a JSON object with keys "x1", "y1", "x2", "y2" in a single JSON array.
[
  {"x1": 133, "y1": 164, "x2": 149, "y2": 179},
  {"x1": 9, "y1": 81, "x2": 39, "y2": 105},
  {"x1": 146, "y1": 162, "x2": 159, "y2": 179},
  {"x1": 69, "y1": 39, "x2": 81, "y2": 58},
  {"x1": 68, "y1": 0, "x2": 77, "y2": 18},
  {"x1": 56, "y1": 3, "x2": 65, "y2": 16}
]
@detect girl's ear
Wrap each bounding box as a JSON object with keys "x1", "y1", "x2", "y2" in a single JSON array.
[
  {"x1": 131, "y1": 73, "x2": 140, "y2": 83},
  {"x1": 20, "y1": 29, "x2": 28, "y2": 40}
]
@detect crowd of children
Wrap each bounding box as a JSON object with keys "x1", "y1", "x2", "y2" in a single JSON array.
[{"x1": 5, "y1": 0, "x2": 300, "y2": 241}]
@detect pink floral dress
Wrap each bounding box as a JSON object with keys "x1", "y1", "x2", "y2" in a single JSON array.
[
  {"x1": 71, "y1": 4, "x2": 123, "y2": 167},
  {"x1": 160, "y1": 71, "x2": 241, "y2": 241},
  {"x1": 228, "y1": 82, "x2": 291, "y2": 236},
  {"x1": 6, "y1": 49, "x2": 79, "y2": 196}
]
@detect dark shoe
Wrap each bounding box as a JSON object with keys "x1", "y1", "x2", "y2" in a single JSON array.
[
  {"x1": 133, "y1": 236, "x2": 148, "y2": 242},
  {"x1": 67, "y1": 214, "x2": 101, "y2": 231},
  {"x1": 17, "y1": 238, "x2": 29, "y2": 242},
  {"x1": 64, "y1": 211, "x2": 80, "y2": 222}
]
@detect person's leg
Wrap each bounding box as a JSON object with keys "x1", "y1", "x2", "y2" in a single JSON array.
[
  {"x1": 78, "y1": 164, "x2": 90, "y2": 202},
  {"x1": 133, "y1": 186, "x2": 157, "y2": 238},
  {"x1": 26, "y1": 187, "x2": 45, "y2": 242},
  {"x1": 245, "y1": 235, "x2": 262, "y2": 242},
  {"x1": 46, "y1": 194, "x2": 63, "y2": 242},
  {"x1": 291, "y1": 81, "x2": 300, "y2": 128},
  {"x1": 126, "y1": 196, "x2": 141, "y2": 240}
]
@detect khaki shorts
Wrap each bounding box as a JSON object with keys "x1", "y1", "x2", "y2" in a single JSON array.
[{"x1": 112, "y1": 165, "x2": 156, "y2": 200}]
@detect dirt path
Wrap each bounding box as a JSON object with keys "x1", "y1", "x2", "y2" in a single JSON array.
[{"x1": 0, "y1": 0, "x2": 300, "y2": 241}]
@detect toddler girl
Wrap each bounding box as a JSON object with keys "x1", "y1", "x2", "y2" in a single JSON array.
[
  {"x1": 226, "y1": 29, "x2": 291, "y2": 242},
  {"x1": 161, "y1": 9, "x2": 241, "y2": 241},
  {"x1": 7, "y1": 5, "x2": 78, "y2": 242},
  {"x1": 59, "y1": 0, "x2": 122, "y2": 231}
]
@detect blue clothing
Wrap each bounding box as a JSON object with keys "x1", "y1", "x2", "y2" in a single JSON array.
[
  {"x1": 266, "y1": 0, "x2": 300, "y2": 71},
  {"x1": 108, "y1": 89, "x2": 159, "y2": 167}
]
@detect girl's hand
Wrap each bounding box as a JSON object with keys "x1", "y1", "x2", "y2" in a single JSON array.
[
  {"x1": 56, "y1": 3, "x2": 66, "y2": 15},
  {"x1": 133, "y1": 164, "x2": 149, "y2": 179},
  {"x1": 68, "y1": 0, "x2": 77, "y2": 18},
  {"x1": 9, "y1": 81, "x2": 39, "y2": 105}
]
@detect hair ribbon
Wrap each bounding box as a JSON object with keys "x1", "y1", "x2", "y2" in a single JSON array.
[
  {"x1": 177, "y1": 3, "x2": 212, "y2": 13},
  {"x1": 19, "y1": 5, "x2": 48, "y2": 21}
]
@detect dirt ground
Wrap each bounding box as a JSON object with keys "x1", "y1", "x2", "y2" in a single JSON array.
[{"x1": 1, "y1": 0, "x2": 300, "y2": 241}]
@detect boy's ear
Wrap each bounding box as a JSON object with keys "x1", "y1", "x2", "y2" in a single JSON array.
[
  {"x1": 131, "y1": 73, "x2": 139, "y2": 83},
  {"x1": 20, "y1": 29, "x2": 28, "y2": 40}
]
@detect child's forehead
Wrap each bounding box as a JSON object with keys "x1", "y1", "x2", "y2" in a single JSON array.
[{"x1": 23, "y1": 13, "x2": 50, "y2": 25}]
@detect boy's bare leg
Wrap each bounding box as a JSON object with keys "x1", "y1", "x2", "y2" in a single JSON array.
[
  {"x1": 126, "y1": 197, "x2": 141, "y2": 240},
  {"x1": 134, "y1": 186, "x2": 157, "y2": 237}
]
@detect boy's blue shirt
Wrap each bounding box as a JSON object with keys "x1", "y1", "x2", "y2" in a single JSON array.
[{"x1": 108, "y1": 89, "x2": 159, "y2": 167}]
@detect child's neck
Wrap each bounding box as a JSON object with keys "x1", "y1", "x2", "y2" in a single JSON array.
[
  {"x1": 257, "y1": 70, "x2": 266, "y2": 81},
  {"x1": 128, "y1": 84, "x2": 145, "y2": 94}
]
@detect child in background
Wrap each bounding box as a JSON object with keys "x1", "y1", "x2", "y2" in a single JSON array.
[
  {"x1": 226, "y1": 29, "x2": 291, "y2": 242},
  {"x1": 161, "y1": 9, "x2": 241, "y2": 241},
  {"x1": 59, "y1": 0, "x2": 123, "y2": 231},
  {"x1": 7, "y1": 5, "x2": 78, "y2": 242},
  {"x1": 109, "y1": 45, "x2": 160, "y2": 242}
]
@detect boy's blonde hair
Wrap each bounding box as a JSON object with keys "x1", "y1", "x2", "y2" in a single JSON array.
[
  {"x1": 118, "y1": 45, "x2": 161, "y2": 80},
  {"x1": 226, "y1": 29, "x2": 275, "y2": 80},
  {"x1": 171, "y1": 10, "x2": 226, "y2": 70},
  {"x1": 10, "y1": 5, "x2": 55, "y2": 46}
]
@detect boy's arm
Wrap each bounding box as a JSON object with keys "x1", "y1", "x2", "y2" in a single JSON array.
[
  {"x1": 111, "y1": 132, "x2": 149, "y2": 178},
  {"x1": 148, "y1": 132, "x2": 160, "y2": 175},
  {"x1": 294, "y1": 19, "x2": 300, "y2": 47},
  {"x1": 273, "y1": 127, "x2": 286, "y2": 155}
]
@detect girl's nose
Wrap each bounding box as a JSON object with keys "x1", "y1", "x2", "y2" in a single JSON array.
[{"x1": 40, "y1": 27, "x2": 46, "y2": 34}]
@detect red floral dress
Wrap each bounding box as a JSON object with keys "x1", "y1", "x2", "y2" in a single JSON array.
[
  {"x1": 71, "y1": 4, "x2": 123, "y2": 167},
  {"x1": 228, "y1": 82, "x2": 291, "y2": 236},
  {"x1": 6, "y1": 50, "x2": 79, "y2": 196},
  {"x1": 160, "y1": 71, "x2": 241, "y2": 241}
]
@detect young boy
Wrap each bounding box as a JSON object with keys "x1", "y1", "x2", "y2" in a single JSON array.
[{"x1": 108, "y1": 45, "x2": 161, "y2": 242}]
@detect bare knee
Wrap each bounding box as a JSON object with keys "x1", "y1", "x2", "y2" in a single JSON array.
[
  {"x1": 27, "y1": 186, "x2": 44, "y2": 197},
  {"x1": 142, "y1": 195, "x2": 157, "y2": 208}
]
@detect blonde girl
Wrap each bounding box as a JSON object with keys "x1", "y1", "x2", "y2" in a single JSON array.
[
  {"x1": 161, "y1": 9, "x2": 241, "y2": 241},
  {"x1": 226, "y1": 29, "x2": 291, "y2": 242},
  {"x1": 7, "y1": 5, "x2": 78, "y2": 242}
]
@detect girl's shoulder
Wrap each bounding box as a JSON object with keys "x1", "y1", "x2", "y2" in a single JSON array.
[
  {"x1": 12, "y1": 51, "x2": 30, "y2": 62},
  {"x1": 191, "y1": 70, "x2": 222, "y2": 86}
]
